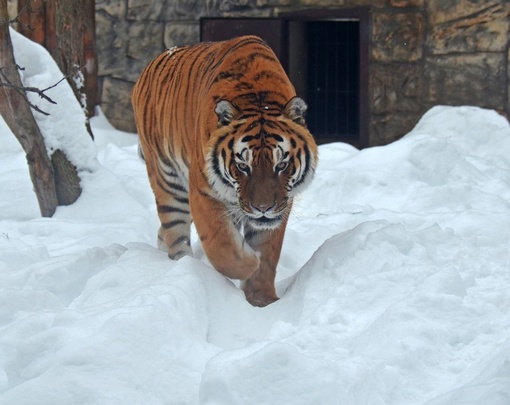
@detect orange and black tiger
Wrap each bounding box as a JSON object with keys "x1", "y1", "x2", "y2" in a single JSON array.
[{"x1": 131, "y1": 35, "x2": 318, "y2": 307}]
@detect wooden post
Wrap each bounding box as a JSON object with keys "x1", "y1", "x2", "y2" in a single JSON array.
[
  {"x1": 17, "y1": 0, "x2": 97, "y2": 117},
  {"x1": 83, "y1": 0, "x2": 97, "y2": 117},
  {"x1": 17, "y1": 0, "x2": 45, "y2": 43},
  {"x1": 0, "y1": 0, "x2": 58, "y2": 217}
]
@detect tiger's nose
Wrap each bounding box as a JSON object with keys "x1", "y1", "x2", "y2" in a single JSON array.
[{"x1": 251, "y1": 202, "x2": 275, "y2": 213}]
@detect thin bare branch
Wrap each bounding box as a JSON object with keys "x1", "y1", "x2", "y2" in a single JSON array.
[
  {"x1": 0, "y1": 0, "x2": 34, "y2": 31},
  {"x1": 0, "y1": 65, "x2": 79, "y2": 116}
]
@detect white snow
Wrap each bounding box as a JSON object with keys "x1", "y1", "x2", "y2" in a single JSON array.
[
  {"x1": 1, "y1": 32, "x2": 510, "y2": 405},
  {"x1": 9, "y1": 28, "x2": 97, "y2": 172}
]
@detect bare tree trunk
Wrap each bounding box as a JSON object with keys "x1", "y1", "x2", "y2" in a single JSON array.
[
  {"x1": 0, "y1": 0, "x2": 58, "y2": 217},
  {"x1": 51, "y1": 0, "x2": 97, "y2": 140},
  {"x1": 51, "y1": 149, "x2": 81, "y2": 205},
  {"x1": 19, "y1": 0, "x2": 97, "y2": 133},
  {"x1": 14, "y1": 0, "x2": 84, "y2": 206},
  {"x1": 46, "y1": 0, "x2": 89, "y2": 205}
]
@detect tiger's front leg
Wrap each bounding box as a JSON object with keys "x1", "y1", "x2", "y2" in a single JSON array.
[
  {"x1": 241, "y1": 219, "x2": 287, "y2": 307},
  {"x1": 189, "y1": 186, "x2": 260, "y2": 280}
]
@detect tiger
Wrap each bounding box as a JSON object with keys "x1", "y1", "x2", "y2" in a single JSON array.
[{"x1": 131, "y1": 35, "x2": 318, "y2": 307}]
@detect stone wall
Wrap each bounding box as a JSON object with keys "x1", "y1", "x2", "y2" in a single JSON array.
[
  {"x1": 96, "y1": 0, "x2": 510, "y2": 146},
  {"x1": 370, "y1": 0, "x2": 509, "y2": 144}
]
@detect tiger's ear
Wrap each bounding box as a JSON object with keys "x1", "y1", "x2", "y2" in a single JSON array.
[
  {"x1": 215, "y1": 100, "x2": 239, "y2": 126},
  {"x1": 283, "y1": 96, "x2": 308, "y2": 126}
]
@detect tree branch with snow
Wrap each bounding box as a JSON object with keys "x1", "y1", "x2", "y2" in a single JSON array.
[
  {"x1": 0, "y1": 65, "x2": 58, "y2": 115},
  {"x1": 0, "y1": 0, "x2": 96, "y2": 216},
  {"x1": 0, "y1": 64, "x2": 75, "y2": 116}
]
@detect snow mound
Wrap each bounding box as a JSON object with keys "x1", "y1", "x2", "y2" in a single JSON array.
[
  {"x1": 2, "y1": 66, "x2": 510, "y2": 405},
  {"x1": 9, "y1": 28, "x2": 97, "y2": 172}
]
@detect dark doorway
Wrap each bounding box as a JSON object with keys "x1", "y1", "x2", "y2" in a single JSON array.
[
  {"x1": 287, "y1": 21, "x2": 360, "y2": 144},
  {"x1": 200, "y1": 9, "x2": 368, "y2": 148}
]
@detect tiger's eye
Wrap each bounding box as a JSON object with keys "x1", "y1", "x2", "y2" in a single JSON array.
[
  {"x1": 275, "y1": 161, "x2": 288, "y2": 172},
  {"x1": 236, "y1": 162, "x2": 249, "y2": 173}
]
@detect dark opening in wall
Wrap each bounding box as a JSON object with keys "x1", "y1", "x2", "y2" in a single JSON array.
[
  {"x1": 310, "y1": 22, "x2": 359, "y2": 140},
  {"x1": 288, "y1": 21, "x2": 360, "y2": 143}
]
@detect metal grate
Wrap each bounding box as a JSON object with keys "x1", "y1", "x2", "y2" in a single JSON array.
[{"x1": 306, "y1": 21, "x2": 359, "y2": 140}]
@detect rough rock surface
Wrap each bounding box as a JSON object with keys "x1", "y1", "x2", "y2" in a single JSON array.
[{"x1": 96, "y1": 0, "x2": 510, "y2": 145}]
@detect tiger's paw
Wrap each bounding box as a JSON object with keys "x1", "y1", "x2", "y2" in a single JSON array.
[
  {"x1": 242, "y1": 281, "x2": 279, "y2": 307},
  {"x1": 169, "y1": 249, "x2": 192, "y2": 260},
  {"x1": 244, "y1": 290, "x2": 279, "y2": 307}
]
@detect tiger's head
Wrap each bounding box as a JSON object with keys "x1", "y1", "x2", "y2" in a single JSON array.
[{"x1": 206, "y1": 96, "x2": 318, "y2": 230}]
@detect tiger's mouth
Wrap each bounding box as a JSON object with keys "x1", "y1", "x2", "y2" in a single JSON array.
[
  {"x1": 247, "y1": 213, "x2": 284, "y2": 230},
  {"x1": 237, "y1": 199, "x2": 287, "y2": 230}
]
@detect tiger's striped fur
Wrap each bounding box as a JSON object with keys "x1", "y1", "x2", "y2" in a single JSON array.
[{"x1": 131, "y1": 35, "x2": 318, "y2": 306}]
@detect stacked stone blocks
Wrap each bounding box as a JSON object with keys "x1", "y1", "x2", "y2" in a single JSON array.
[{"x1": 96, "y1": 0, "x2": 510, "y2": 146}]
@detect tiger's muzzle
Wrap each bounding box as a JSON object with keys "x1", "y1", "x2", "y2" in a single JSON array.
[{"x1": 241, "y1": 199, "x2": 288, "y2": 230}]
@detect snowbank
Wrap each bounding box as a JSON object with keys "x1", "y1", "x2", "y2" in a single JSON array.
[
  {"x1": 9, "y1": 28, "x2": 97, "y2": 172},
  {"x1": 2, "y1": 105, "x2": 510, "y2": 404},
  {"x1": 1, "y1": 31, "x2": 510, "y2": 405}
]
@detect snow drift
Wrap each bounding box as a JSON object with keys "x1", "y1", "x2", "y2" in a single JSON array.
[
  {"x1": 9, "y1": 28, "x2": 96, "y2": 171},
  {"x1": 1, "y1": 31, "x2": 510, "y2": 405}
]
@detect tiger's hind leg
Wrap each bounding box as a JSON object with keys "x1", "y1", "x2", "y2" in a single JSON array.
[{"x1": 151, "y1": 156, "x2": 193, "y2": 260}]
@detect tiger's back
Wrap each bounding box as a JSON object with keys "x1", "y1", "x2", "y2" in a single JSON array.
[
  {"x1": 132, "y1": 36, "x2": 296, "y2": 169},
  {"x1": 132, "y1": 36, "x2": 318, "y2": 307}
]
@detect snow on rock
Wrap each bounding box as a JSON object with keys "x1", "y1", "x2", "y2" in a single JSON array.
[
  {"x1": 9, "y1": 28, "x2": 97, "y2": 172},
  {"x1": 1, "y1": 102, "x2": 510, "y2": 404}
]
